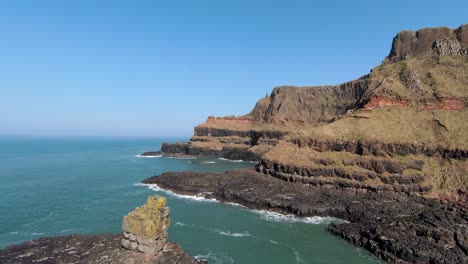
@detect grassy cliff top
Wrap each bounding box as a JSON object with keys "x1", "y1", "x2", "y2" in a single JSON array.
[
  {"x1": 365, "y1": 56, "x2": 468, "y2": 100},
  {"x1": 295, "y1": 108, "x2": 468, "y2": 150}
]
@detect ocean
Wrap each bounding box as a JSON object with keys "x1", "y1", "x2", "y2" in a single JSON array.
[{"x1": 0, "y1": 137, "x2": 381, "y2": 264}]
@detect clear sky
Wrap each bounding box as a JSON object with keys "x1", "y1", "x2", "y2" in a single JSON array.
[{"x1": 0, "y1": 0, "x2": 467, "y2": 137}]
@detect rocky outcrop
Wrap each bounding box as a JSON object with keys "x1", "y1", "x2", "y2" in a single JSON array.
[
  {"x1": 287, "y1": 138, "x2": 468, "y2": 159},
  {"x1": 140, "y1": 151, "x2": 162, "y2": 157},
  {"x1": 386, "y1": 25, "x2": 468, "y2": 62},
  {"x1": 121, "y1": 196, "x2": 170, "y2": 255},
  {"x1": 158, "y1": 125, "x2": 289, "y2": 161},
  {"x1": 0, "y1": 234, "x2": 201, "y2": 264},
  {"x1": 142, "y1": 169, "x2": 468, "y2": 264},
  {"x1": 149, "y1": 25, "x2": 467, "y2": 162},
  {"x1": 160, "y1": 141, "x2": 263, "y2": 161},
  {"x1": 0, "y1": 197, "x2": 203, "y2": 264},
  {"x1": 154, "y1": 78, "x2": 370, "y2": 160},
  {"x1": 249, "y1": 76, "x2": 369, "y2": 124},
  {"x1": 136, "y1": 24, "x2": 468, "y2": 263}
]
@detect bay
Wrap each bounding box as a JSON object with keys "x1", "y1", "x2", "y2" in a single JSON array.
[{"x1": 0, "y1": 137, "x2": 380, "y2": 264}]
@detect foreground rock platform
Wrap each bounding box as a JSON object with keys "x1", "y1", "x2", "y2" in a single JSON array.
[
  {"x1": 0, "y1": 234, "x2": 201, "y2": 264},
  {"x1": 0, "y1": 196, "x2": 203, "y2": 264},
  {"x1": 143, "y1": 169, "x2": 468, "y2": 264}
]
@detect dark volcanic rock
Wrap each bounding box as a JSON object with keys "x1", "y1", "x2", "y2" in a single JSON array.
[
  {"x1": 142, "y1": 169, "x2": 468, "y2": 264},
  {"x1": 387, "y1": 24, "x2": 468, "y2": 62},
  {"x1": 160, "y1": 142, "x2": 262, "y2": 161},
  {"x1": 0, "y1": 234, "x2": 202, "y2": 264},
  {"x1": 140, "y1": 151, "x2": 162, "y2": 157}
]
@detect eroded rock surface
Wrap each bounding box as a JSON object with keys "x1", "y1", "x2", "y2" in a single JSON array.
[
  {"x1": 0, "y1": 197, "x2": 203, "y2": 264},
  {"x1": 142, "y1": 169, "x2": 468, "y2": 264},
  {"x1": 121, "y1": 196, "x2": 171, "y2": 255},
  {"x1": 138, "y1": 25, "x2": 468, "y2": 263},
  {"x1": 0, "y1": 234, "x2": 200, "y2": 264}
]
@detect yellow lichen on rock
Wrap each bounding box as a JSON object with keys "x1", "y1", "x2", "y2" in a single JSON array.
[
  {"x1": 122, "y1": 196, "x2": 169, "y2": 238},
  {"x1": 121, "y1": 196, "x2": 170, "y2": 255}
]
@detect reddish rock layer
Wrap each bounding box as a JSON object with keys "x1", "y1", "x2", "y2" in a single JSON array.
[
  {"x1": 206, "y1": 116, "x2": 253, "y2": 123},
  {"x1": 364, "y1": 95, "x2": 465, "y2": 110}
]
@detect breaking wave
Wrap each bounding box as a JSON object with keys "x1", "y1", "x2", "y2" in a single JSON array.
[
  {"x1": 137, "y1": 183, "x2": 218, "y2": 203},
  {"x1": 194, "y1": 251, "x2": 234, "y2": 264},
  {"x1": 218, "y1": 231, "x2": 251, "y2": 237},
  {"x1": 218, "y1": 158, "x2": 244, "y2": 163},
  {"x1": 137, "y1": 183, "x2": 346, "y2": 224},
  {"x1": 135, "y1": 154, "x2": 162, "y2": 158},
  {"x1": 188, "y1": 161, "x2": 216, "y2": 164},
  {"x1": 250, "y1": 209, "x2": 345, "y2": 224}
]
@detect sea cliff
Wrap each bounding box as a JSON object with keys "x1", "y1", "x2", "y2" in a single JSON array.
[{"x1": 142, "y1": 24, "x2": 468, "y2": 263}]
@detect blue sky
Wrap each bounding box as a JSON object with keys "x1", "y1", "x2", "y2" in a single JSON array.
[{"x1": 0, "y1": 0, "x2": 467, "y2": 137}]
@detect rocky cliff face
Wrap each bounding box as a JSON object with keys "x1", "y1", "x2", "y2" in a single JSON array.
[
  {"x1": 159, "y1": 73, "x2": 370, "y2": 161},
  {"x1": 154, "y1": 24, "x2": 467, "y2": 201},
  {"x1": 254, "y1": 25, "x2": 468, "y2": 202},
  {"x1": 247, "y1": 76, "x2": 369, "y2": 124},
  {"x1": 386, "y1": 25, "x2": 468, "y2": 62},
  {"x1": 160, "y1": 119, "x2": 291, "y2": 161},
  {"x1": 139, "y1": 25, "x2": 468, "y2": 264}
]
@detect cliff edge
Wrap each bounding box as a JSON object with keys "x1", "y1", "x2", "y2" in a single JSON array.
[{"x1": 152, "y1": 24, "x2": 467, "y2": 203}]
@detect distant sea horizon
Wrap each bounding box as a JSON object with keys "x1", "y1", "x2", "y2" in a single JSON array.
[{"x1": 0, "y1": 137, "x2": 381, "y2": 263}]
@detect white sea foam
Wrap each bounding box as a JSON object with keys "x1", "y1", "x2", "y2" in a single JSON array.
[
  {"x1": 140, "y1": 183, "x2": 218, "y2": 203},
  {"x1": 224, "y1": 202, "x2": 246, "y2": 208},
  {"x1": 135, "y1": 154, "x2": 162, "y2": 158},
  {"x1": 218, "y1": 231, "x2": 251, "y2": 237},
  {"x1": 293, "y1": 248, "x2": 304, "y2": 264},
  {"x1": 166, "y1": 156, "x2": 197, "y2": 160},
  {"x1": 250, "y1": 209, "x2": 345, "y2": 224},
  {"x1": 31, "y1": 232, "x2": 45, "y2": 236},
  {"x1": 60, "y1": 229, "x2": 76, "y2": 233},
  {"x1": 217, "y1": 158, "x2": 244, "y2": 163},
  {"x1": 175, "y1": 222, "x2": 185, "y2": 226},
  {"x1": 137, "y1": 183, "x2": 346, "y2": 224},
  {"x1": 194, "y1": 251, "x2": 234, "y2": 264},
  {"x1": 269, "y1": 239, "x2": 279, "y2": 244},
  {"x1": 188, "y1": 161, "x2": 216, "y2": 164}
]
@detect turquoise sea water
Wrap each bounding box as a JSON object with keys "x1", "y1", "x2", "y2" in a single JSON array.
[{"x1": 0, "y1": 138, "x2": 381, "y2": 264}]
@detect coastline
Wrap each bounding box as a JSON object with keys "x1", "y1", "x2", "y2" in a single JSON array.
[
  {"x1": 138, "y1": 182, "x2": 344, "y2": 225},
  {"x1": 141, "y1": 168, "x2": 468, "y2": 264},
  {"x1": 0, "y1": 235, "x2": 202, "y2": 264}
]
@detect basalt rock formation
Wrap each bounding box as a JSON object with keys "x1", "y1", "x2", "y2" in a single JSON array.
[
  {"x1": 0, "y1": 197, "x2": 203, "y2": 264},
  {"x1": 121, "y1": 196, "x2": 170, "y2": 255},
  {"x1": 386, "y1": 25, "x2": 468, "y2": 62},
  {"x1": 153, "y1": 25, "x2": 468, "y2": 172},
  {"x1": 143, "y1": 24, "x2": 468, "y2": 263},
  {"x1": 142, "y1": 169, "x2": 467, "y2": 264}
]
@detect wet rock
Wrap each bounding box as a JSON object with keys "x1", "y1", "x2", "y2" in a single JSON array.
[
  {"x1": 140, "y1": 151, "x2": 162, "y2": 157},
  {"x1": 0, "y1": 234, "x2": 201, "y2": 264},
  {"x1": 143, "y1": 169, "x2": 468, "y2": 264},
  {"x1": 0, "y1": 197, "x2": 203, "y2": 264}
]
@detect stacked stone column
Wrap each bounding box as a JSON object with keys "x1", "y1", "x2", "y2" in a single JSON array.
[{"x1": 121, "y1": 196, "x2": 171, "y2": 255}]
